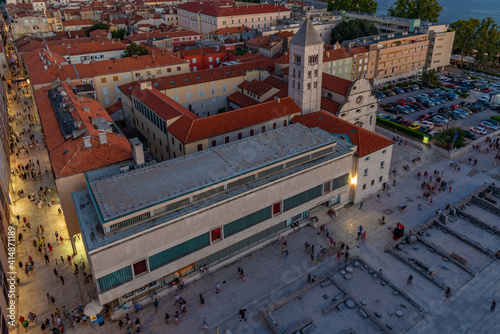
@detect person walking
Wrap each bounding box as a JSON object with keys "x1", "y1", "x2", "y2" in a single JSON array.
[
  {"x1": 199, "y1": 293, "x2": 205, "y2": 305},
  {"x1": 444, "y1": 287, "x2": 452, "y2": 301},
  {"x1": 154, "y1": 299, "x2": 159, "y2": 313},
  {"x1": 407, "y1": 275, "x2": 413, "y2": 285},
  {"x1": 164, "y1": 312, "x2": 170, "y2": 324},
  {"x1": 59, "y1": 275, "x2": 64, "y2": 285},
  {"x1": 215, "y1": 283, "x2": 220, "y2": 294},
  {"x1": 359, "y1": 201, "x2": 363, "y2": 210},
  {"x1": 202, "y1": 318, "x2": 209, "y2": 331},
  {"x1": 491, "y1": 300, "x2": 496, "y2": 312},
  {"x1": 239, "y1": 308, "x2": 247, "y2": 322}
]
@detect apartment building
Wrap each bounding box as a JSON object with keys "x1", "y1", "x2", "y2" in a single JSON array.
[
  {"x1": 126, "y1": 31, "x2": 202, "y2": 47},
  {"x1": 73, "y1": 123, "x2": 356, "y2": 308},
  {"x1": 340, "y1": 11, "x2": 422, "y2": 34},
  {"x1": 322, "y1": 46, "x2": 353, "y2": 80},
  {"x1": 119, "y1": 61, "x2": 264, "y2": 124},
  {"x1": 9, "y1": 11, "x2": 54, "y2": 38},
  {"x1": 62, "y1": 19, "x2": 93, "y2": 31},
  {"x1": 34, "y1": 82, "x2": 132, "y2": 254},
  {"x1": 40, "y1": 41, "x2": 128, "y2": 64},
  {"x1": 348, "y1": 46, "x2": 374, "y2": 80},
  {"x1": 178, "y1": 46, "x2": 230, "y2": 71},
  {"x1": 24, "y1": 48, "x2": 190, "y2": 108},
  {"x1": 343, "y1": 31, "x2": 429, "y2": 84},
  {"x1": 422, "y1": 25, "x2": 455, "y2": 71},
  {"x1": 245, "y1": 35, "x2": 284, "y2": 57},
  {"x1": 177, "y1": 2, "x2": 291, "y2": 39}
]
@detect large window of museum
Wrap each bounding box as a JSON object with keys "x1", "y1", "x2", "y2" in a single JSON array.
[
  {"x1": 97, "y1": 266, "x2": 133, "y2": 292},
  {"x1": 148, "y1": 233, "x2": 210, "y2": 271}
]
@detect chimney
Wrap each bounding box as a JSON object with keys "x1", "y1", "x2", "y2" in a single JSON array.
[
  {"x1": 99, "y1": 132, "x2": 107, "y2": 145},
  {"x1": 130, "y1": 137, "x2": 145, "y2": 165},
  {"x1": 335, "y1": 41, "x2": 340, "y2": 50},
  {"x1": 44, "y1": 65, "x2": 48, "y2": 71},
  {"x1": 151, "y1": 50, "x2": 155, "y2": 59},
  {"x1": 83, "y1": 105, "x2": 90, "y2": 112},
  {"x1": 83, "y1": 136, "x2": 92, "y2": 148},
  {"x1": 275, "y1": 96, "x2": 280, "y2": 103}
]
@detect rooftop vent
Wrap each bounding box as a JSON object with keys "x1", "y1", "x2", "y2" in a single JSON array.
[
  {"x1": 83, "y1": 105, "x2": 90, "y2": 112},
  {"x1": 99, "y1": 132, "x2": 107, "y2": 145},
  {"x1": 83, "y1": 136, "x2": 92, "y2": 148}
]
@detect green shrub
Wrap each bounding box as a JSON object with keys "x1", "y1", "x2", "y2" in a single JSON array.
[
  {"x1": 388, "y1": 84, "x2": 395, "y2": 88},
  {"x1": 376, "y1": 117, "x2": 431, "y2": 141},
  {"x1": 460, "y1": 93, "x2": 468, "y2": 98},
  {"x1": 491, "y1": 115, "x2": 500, "y2": 123}
]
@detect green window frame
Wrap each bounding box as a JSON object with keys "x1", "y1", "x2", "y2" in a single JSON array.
[
  {"x1": 149, "y1": 233, "x2": 210, "y2": 271},
  {"x1": 332, "y1": 173, "x2": 349, "y2": 190},
  {"x1": 223, "y1": 206, "x2": 272, "y2": 238},
  {"x1": 97, "y1": 266, "x2": 133, "y2": 292},
  {"x1": 283, "y1": 185, "x2": 323, "y2": 212}
]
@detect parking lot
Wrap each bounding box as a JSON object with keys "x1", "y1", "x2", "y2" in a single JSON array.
[{"x1": 377, "y1": 78, "x2": 500, "y2": 139}]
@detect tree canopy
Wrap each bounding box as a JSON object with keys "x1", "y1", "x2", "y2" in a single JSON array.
[
  {"x1": 432, "y1": 127, "x2": 466, "y2": 150},
  {"x1": 330, "y1": 19, "x2": 378, "y2": 44},
  {"x1": 450, "y1": 17, "x2": 500, "y2": 68},
  {"x1": 329, "y1": 0, "x2": 378, "y2": 14},
  {"x1": 388, "y1": 0, "x2": 442, "y2": 23},
  {"x1": 111, "y1": 28, "x2": 128, "y2": 40},
  {"x1": 85, "y1": 23, "x2": 109, "y2": 37},
  {"x1": 420, "y1": 69, "x2": 439, "y2": 88},
  {"x1": 122, "y1": 42, "x2": 149, "y2": 58}
]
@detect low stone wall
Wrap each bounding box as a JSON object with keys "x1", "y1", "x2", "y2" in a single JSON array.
[
  {"x1": 450, "y1": 128, "x2": 500, "y2": 159},
  {"x1": 434, "y1": 221, "x2": 495, "y2": 256}
]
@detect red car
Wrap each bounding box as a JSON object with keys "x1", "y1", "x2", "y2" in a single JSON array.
[
  {"x1": 413, "y1": 103, "x2": 425, "y2": 109},
  {"x1": 400, "y1": 120, "x2": 413, "y2": 127},
  {"x1": 444, "y1": 84, "x2": 456, "y2": 89},
  {"x1": 450, "y1": 104, "x2": 460, "y2": 110},
  {"x1": 397, "y1": 101, "x2": 408, "y2": 106},
  {"x1": 417, "y1": 114, "x2": 430, "y2": 121}
]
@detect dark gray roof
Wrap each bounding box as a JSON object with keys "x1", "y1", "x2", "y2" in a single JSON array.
[{"x1": 290, "y1": 17, "x2": 324, "y2": 47}]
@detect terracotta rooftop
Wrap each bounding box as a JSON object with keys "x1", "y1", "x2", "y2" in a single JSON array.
[
  {"x1": 105, "y1": 100, "x2": 122, "y2": 115},
  {"x1": 62, "y1": 19, "x2": 94, "y2": 27},
  {"x1": 177, "y1": 2, "x2": 290, "y2": 17},
  {"x1": 238, "y1": 79, "x2": 274, "y2": 96},
  {"x1": 25, "y1": 49, "x2": 187, "y2": 86},
  {"x1": 323, "y1": 47, "x2": 352, "y2": 62},
  {"x1": 35, "y1": 83, "x2": 132, "y2": 178},
  {"x1": 118, "y1": 60, "x2": 264, "y2": 96},
  {"x1": 131, "y1": 88, "x2": 198, "y2": 121},
  {"x1": 292, "y1": 111, "x2": 393, "y2": 157},
  {"x1": 322, "y1": 73, "x2": 353, "y2": 96},
  {"x1": 168, "y1": 97, "x2": 301, "y2": 144},
  {"x1": 320, "y1": 97, "x2": 341, "y2": 115},
  {"x1": 246, "y1": 35, "x2": 282, "y2": 50},
  {"x1": 210, "y1": 26, "x2": 250, "y2": 35},
  {"x1": 42, "y1": 41, "x2": 128, "y2": 56},
  {"x1": 348, "y1": 46, "x2": 369, "y2": 55},
  {"x1": 227, "y1": 91, "x2": 259, "y2": 108},
  {"x1": 179, "y1": 46, "x2": 228, "y2": 57}
]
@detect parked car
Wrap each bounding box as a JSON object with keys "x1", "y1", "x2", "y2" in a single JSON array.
[
  {"x1": 480, "y1": 121, "x2": 499, "y2": 130},
  {"x1": 409, "y1": 123, "x2": 421, "y2": 130},
  {"x1": 417, "y1": 114, "x2": 431, "y2": 121},
  {"x1": 400, "y1": 120, "x2": 412, "y2": 127},
  {"x1": 469, "y1": 127, "x2": 487, "y2": 135},
  {"x1": 444, "y1": 84, "x2": 456, "y2": 89},
  {"x1": 418, "y1": 127, "x2": 431, "y2": 133},
  {"x1": 420, "y1": 120, "x2": 434, "y2": 129},
  {"x1": 478, "y1": 96, "x2": 489, "y2": 103},
  {"x1": 464, "y1": 130, "x2": 477, "y2": 140},
  {"x1": 432, "y1": 119, "x2": 445, "y2": 126},
  {"x1": 432, "y1": 115, "x2": 449, "y2": 123},
  {"x1": 438, "y1": 107, "x2": 449, "y2": 113},
  {"x1": 487, "y1": 118, "x2": 500, "y2": 126}
]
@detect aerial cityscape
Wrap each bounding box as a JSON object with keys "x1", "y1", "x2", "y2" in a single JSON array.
[{"x1": 0, "y1": 0, "x2": 499, "y2": 333}]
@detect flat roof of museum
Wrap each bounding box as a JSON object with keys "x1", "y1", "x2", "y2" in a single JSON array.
[{"x1": 89, "y1": 124, "x2": 335, "y2": 222}]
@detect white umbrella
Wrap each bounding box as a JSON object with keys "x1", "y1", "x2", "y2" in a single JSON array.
[{"x1": 84, "y1": 300, "x2": 103, "y2": 317}]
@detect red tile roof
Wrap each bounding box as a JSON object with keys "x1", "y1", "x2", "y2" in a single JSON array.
[
  {"x1": 105, "y1": 100, "x2": 122, "y2": 115},
  {"x1": 35, "y1": 83, "x2": 132, "y2": 178},
  {"x1": 210, "y1": 26, "x2": 250, "y2": 35},
  {"x1": 25, "y1": 49, "x2": 187, "y2": 85},
  {"x1": 177, "y1": 2, "x2": 290, "y2": 17},
  {"x1": 227, "y1": 91, "x2": 259, "y2": 108},
  {"x1": 323, "y1": 47, "x2": 352, "y2": 62},
  {"x1": 62, "y1": 19, "x2": 94, "y2": 27},
  {"x1": 348, "y1": 46, "x2": 370, "y2": 55},
  {"x1": 168, "y1": 97, "x2": 301, "y2": 143},
  {"x1": 118, "y1": 60, "x2": 264, "y2": 95},
  {"x1": 292, "y1": 111, "x2": 393, "y2": 157},
  {"x1": 320, "y1": 97, "x2": 341, "y2": 115},
  {"x1": 131, "y1": 88, "x2": 198, "y2": 121},
  {"x1": 322, "y1": 73, "x2": 352, "y2": 96},
  {"x1": 238, "y1": 79, "x2": 274, "y2": 96}
]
